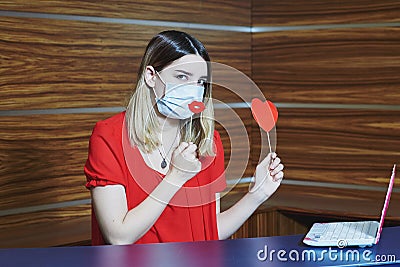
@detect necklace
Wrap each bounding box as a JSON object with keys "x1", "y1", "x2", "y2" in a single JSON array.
[{"x1": 157, "y1": 127, "x2": 180, "y2": 169}]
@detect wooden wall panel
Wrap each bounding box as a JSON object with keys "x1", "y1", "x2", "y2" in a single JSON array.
[
  {"x1": 252, "y1": 108, "x2": 400, "y2": 186},
  {"x1": 0, "y1": 113, "x2": 115, "y2": 209},
  {"x1": 4, "y1": 0, "x2": 399, "y2": 248},
  {"x1": 0, "y1": 16, "x2": 251, "y2": 110},
  {"x1": 0, "y1": 110, "x2": 253, "y2": 210},
  {"x1": 268, "y1": 185, "x2": 400, "y2": 221},
  {"x1": 0, "y1": 0, "x2": 253, "y2": 248},
  {"x1": 249, "y1": 210, "x2": 312, "y2": 237},
  {"x1": 0, "y1": 205, "x2": 90, "y2": 248},
  {"x1": 253, "y1": 0, "x2": 400, "y2": 26},
  {"x1": 0, "y1": 110, "x2": 253, "y2": 246},
  {"x1": 0, "y1": 0, "x2": 250, "y2": 26},
  {"x1": 230, "y1": 209, "x2": 309, "y2": 239},
  {"x1": 252, "y1": 28, "x2": 400, "y2": 105},
  {"x1": 224, "y1": 184, "x2": 400, "y2": 239},
  {"x1": 215, "y1": 108, "x2": 255, "y2": 179}
]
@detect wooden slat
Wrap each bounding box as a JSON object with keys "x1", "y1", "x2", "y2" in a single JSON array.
[
  {"x1": 0, "y1": 113, "x2": 113, "y2": 210},
  {"x1": 0, "y1": 109, "x2": 253, "y2": 247},
  {"x1": 230, "y1": 209, "x2": 310, "y2": 239},
  {"x1": 250, "y1": 210, "x2": 311, "y2": 237},
  {"x1": 232, "y1": 207, "x2": 400, "y2": 239},
  {"x1": 273, "y1": 211, "x2": 309, "y2": 236},
  {"x1": 0, "y1": 16, "x2": 250, "y2": 110},
  {"x1": 252, "y1": 28, "x2": 400, "y2": 105},
  {"x1": 0, "y1": 205, "x2": 91, "y2": 248},
  {"x1": 271, "y1": 185, "x2": 400, "y2": 221},
  {"x1": 252, "y1": 108, "x2": 400, "y2": 186},
  {"x1": 0, "y1": 0, "x2": 250, "y2": 26},
  {"x1": 0, "y1": 109, "x2": 253, "y2": 210},
  {"x1": 211, "y1": 65, "x2": 254, "y2": 105},
  {"x1": 225, "y1": 183, "x2": 400, "y2": 239},
  {"x1": 222, "y1": 184, "x2": 400, "y2": 222},
  {"x1": 215, "y1": 108, "x2": 255, "y2": 179},
  {"x1": 253, "y1": 0, "x2": 400, "y2": 26}
]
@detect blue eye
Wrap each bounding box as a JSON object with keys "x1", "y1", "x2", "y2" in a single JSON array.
[{"x1": 176, "y1": 74, "x2": 189, "y2": 81}]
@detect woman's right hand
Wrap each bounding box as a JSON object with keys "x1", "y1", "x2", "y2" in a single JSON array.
[{"x1": 167, "y1": 142, "x2": 201, "y2": 186}]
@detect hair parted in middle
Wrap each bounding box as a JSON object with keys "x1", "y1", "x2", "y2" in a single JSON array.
[{"x1": 125, "y1": 30, "x2": 215, "y2": 156}]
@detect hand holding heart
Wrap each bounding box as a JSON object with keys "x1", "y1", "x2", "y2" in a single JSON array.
[
  {"x1": 250, "y1": 98, "x2": 284, "y2": 200},
  {"x1": 250, "y1": 152, "x2": 284, "y2": 203}
]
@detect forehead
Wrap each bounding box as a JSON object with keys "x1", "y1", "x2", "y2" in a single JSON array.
[{"x1": 163, "y1": 54, "x2": 207, "y2": 75}]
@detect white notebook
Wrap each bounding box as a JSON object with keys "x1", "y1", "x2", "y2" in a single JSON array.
[{"x1": 303, "y1": 164, "x2": 396, "y2": 247}]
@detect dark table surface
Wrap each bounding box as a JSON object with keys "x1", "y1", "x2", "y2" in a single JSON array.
[{"x1": 1, "y1": 226, "x2": 400, "y2": 267}]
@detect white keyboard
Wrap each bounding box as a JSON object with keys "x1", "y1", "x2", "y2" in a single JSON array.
[
  {"x1": 303, "y1": 221, "x2": 379, "y2": 247},
  {"x1": 314, "y1": 221, "x2": 376, "y2": 241}
]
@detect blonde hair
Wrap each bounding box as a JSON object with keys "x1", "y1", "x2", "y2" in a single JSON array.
[{"x1": 125, "y1": 31, "x2": 215, "y2": 156}]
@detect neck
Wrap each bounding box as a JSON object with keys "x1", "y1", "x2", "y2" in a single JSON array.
[
  {"x1": 158, "y1": 116, "x2": 181, "y2": 133},
  {"x1": 157, "y1": 117, "x2": 181, "y2": 161}
]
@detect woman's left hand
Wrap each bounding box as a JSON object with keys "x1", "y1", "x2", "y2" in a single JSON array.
[{"x1": 249, "y1": 152, "x2": 284, "y2": 203}]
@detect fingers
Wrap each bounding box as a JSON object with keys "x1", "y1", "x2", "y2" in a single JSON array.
[
  {"x1": 173, "y1": 142, "x2": 198, "y2": 162},
  {"x1": 184, "y1": 142, "x2": 197, "y2": 154},
  {"x1": 273, "y1": 171, "x2": 284, "y2": 181},
  {"x1": 270, "y1": 161, "x2": 283, "y2": 176},
  {"x1": 181, "y1": 142, "x2": 198, "y2": 160},
  {"x1": 257, "y1": 152, "x2": 284, "y2": 182},
  {"x1": 170, "y1": 142, "x2": 201, "y2": 179},
  {"x1": 174, "y1": 142, "x2": 196, "y2": 155},
  {"x1": 175, "y1": 142, "x2": 189, "y2": 154},
  {"x1": 259, "y1": 152, "x2": 276, "y2": 168},
  {"x1": 269, "y1": 155, "x2": 280, "y2": 170}
]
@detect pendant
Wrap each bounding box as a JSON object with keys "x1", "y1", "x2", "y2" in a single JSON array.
[{"x1": 161, "y1": 158, "x2": 167, "y2": 169}]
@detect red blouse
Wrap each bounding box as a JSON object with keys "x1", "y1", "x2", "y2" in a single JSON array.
[{"x1": 84, "y1": 112, "x2": 226, "y2": 245}]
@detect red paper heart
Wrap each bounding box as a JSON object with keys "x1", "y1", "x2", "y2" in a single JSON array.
[{"x1": 251, "y1": 98, "x2": 278, "y2": 132}]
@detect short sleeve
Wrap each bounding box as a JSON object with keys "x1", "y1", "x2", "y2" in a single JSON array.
[
  {"x1": 84, "y1": 121, "x2": 126, "y2": 189},
  {"x1": 211, "y1": 130, "x2": 227, "y2": 193}
]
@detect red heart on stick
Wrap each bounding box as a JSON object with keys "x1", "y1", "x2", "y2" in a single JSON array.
[{"x1": 251, "y1": 98, "x2": 278, "y2": 132}]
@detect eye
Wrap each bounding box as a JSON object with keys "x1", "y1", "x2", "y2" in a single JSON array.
[{"x1": 175, "y1": 74, "x2": 189, "y2": 81}]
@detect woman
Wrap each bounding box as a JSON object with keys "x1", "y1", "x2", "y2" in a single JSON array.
[{"x1": 84, "y1": 30, "x2": 284, "y2": 245}]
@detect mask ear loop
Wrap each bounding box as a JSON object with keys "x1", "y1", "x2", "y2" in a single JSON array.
[
  {"x1": 155, "y1": 71, "x2": 166, "y2": 84},
  {"x1": 153, "y1": 71, "x2": 169, "y2": 100}
]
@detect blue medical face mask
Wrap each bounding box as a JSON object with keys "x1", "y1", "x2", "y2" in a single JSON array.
[{"x1": 153, "y1": 72, "x2": 205, "y2": 119}]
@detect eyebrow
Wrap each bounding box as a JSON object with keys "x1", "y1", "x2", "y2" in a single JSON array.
[{"x1": 175, "y1": 69, "x2": 207, "y2": 79}]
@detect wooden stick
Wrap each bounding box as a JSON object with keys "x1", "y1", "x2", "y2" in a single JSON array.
[
  {"x1": 267, "y1": 131, "x2": 272, "y2": 155},
  {"x1": 189, "y1": 115, "x2": 193, "y2": 141}
]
